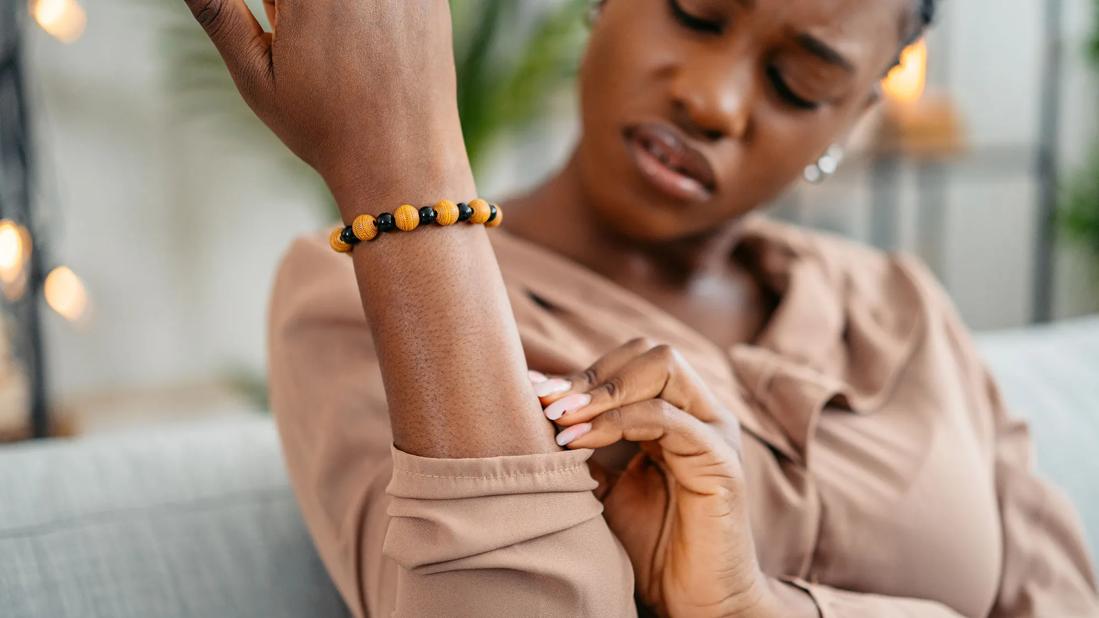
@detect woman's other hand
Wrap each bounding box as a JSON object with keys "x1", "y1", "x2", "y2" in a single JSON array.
[
  {"x1": 531, "y1": 339, "x2": 816, "y2": 618},
  {"x1": 183, "y1": 0, "x2": 474, "y2": 212}
]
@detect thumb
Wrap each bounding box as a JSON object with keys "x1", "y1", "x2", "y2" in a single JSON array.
[{"x1": 184, "y1": 0, "x2": 272, "y2": 106}]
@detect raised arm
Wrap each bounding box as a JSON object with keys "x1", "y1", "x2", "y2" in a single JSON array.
[
  {"x1": 187, "y1": 2, "x2": 639, "y2": 616},
  {"x1": 184, "y1": 0, "x2": 554, "y2": 458}
]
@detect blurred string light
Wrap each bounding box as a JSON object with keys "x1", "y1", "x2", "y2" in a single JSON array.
[
  {"x1": 30, "y1": 0, "x2": 86, "y2": 44},
  {"x1": 43, "y1": 265, "x2": 89, "y2": 323},
  {"x1": 0, "y1": 219, "x2": 90, "y2": 322},
  {"x1": 0, "y1": 220, "x2": 32, "y2": 300},
  {"x1": 882, "y1": 38, "x2": 928, "y2": 105}
]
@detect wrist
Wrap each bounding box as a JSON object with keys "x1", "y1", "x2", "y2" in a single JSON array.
[
  {"x1": 320, "y1": 116, "x2": 476, "y2": 220},
  {"x1": 325, "y1": 152, "x2": 477, "y2": 222}
]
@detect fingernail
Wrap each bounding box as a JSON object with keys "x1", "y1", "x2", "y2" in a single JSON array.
[
  {"x1": 532, "y1": 378, "x2": 570, "y2": 398},
  {"x1": 544, "y1": 393, "x2": 591, "y2": 421},
  {"x1": 528, "y1": 370, "x2": 548, "y2": 383},
  {"x1": 556, "y1": 423, "x2": 593, "y2": 447}
]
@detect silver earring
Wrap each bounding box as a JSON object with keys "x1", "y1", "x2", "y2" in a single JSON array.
[{"x1": 803, "y1": 144, "x2": 845, "y2": 184}]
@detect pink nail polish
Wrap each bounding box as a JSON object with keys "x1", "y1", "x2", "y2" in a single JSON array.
[
  {"x1": 556, "y1": 423, "x2": 593, "y2": 447},
  {"x1": 544, "y1": 393, "x2": 591, "y2": 421},
  {"x1": 528, "y1": 370, "x2": 548, "y2": 383},
  {"x1": 533, "y1": 378, "x2": 571, "y2": 397}
]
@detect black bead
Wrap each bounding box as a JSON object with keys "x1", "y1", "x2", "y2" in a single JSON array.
[
  {"x1": 486, "y1": 203, "x2": 498, "y2": 224},
  {"x1": 339, "y1": 226, "x2": 359, "y2": 245},
  {"x1": 419, "y1": 206, "x2": 438, "y2": 225},
  {"x1": 375, "y1": 212, "x2": 396, "y2": 233},
  {"x1": 457, "y1": 202, "x2": 473, "y2": 222}
]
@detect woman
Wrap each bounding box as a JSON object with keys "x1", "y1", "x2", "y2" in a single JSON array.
[{"x1": 186, "y1": 0, "x2": 1098, "y2": 616}]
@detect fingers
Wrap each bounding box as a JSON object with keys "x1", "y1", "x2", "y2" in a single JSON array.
[
  {"x1": 548, "y1": 342, "x2": 726, "y2": 427},
  {"x1": 559, "y1": 400, "x2": 740, "y2": 493},
  {"x1": 559, "y1": 399, "x2": 696, "y2": 451},
  {"x1": 184, "y1": 0, "x2": 272, "y2": 104},
  {"x1": 530, "y1": 337, "x2": 654, "y2": 402}
]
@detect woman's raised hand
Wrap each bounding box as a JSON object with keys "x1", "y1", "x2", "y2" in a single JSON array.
[
  {"x1": 184, "y1": 0, "x2": 474, "y2": 212},
  {"x1": 532, "y1": 338, "x2": 812, "y2": 618}
]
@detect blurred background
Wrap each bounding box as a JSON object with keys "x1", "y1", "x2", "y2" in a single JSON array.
[{"x1": 1, "y1": 0, "x2": 1098, "y2": 438}]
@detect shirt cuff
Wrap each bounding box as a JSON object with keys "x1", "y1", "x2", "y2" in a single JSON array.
[
  {"x1": 383, "y1": 444, "x2": 605, "y2": 570},
  {"x1": 386, "y1": 444, "x2": 598, "y2": 498}
]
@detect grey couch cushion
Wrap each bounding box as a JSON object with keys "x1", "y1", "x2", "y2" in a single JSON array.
[
  {"x1": 975, "y1": 315, "x2": 1099, "y2": 564},
  {"x1": 0, "y1": 416, "x2": 347, "y2": 618}
]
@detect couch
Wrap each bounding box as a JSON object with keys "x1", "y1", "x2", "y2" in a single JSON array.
[{"x1": 2, "y1": 317, "x2": 1097, "y2": 617}]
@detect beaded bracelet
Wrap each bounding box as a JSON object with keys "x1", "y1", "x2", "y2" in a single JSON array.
[{"x1": 329, "y1": 198, "x2": 503, "y2": 253}]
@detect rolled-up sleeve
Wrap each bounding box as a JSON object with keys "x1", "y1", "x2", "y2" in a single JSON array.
[
  {"x1": 268, "y1": 235, "x2": 636, "y2": 617},
  {"x1": 384, "y1": 446, "x2": 635, "y2": 616}
]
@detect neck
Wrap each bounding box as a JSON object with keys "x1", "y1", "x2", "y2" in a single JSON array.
[{"x1": 504, "y1": 150, "x2": 746, "y2": 290}]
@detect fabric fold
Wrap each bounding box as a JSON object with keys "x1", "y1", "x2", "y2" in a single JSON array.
[
  {"x1": 386, "y1": 444, "x2": 598, "y2": 499},
  {"x1": 383, "y1": 445, "x2": 611, "y2": 571}
]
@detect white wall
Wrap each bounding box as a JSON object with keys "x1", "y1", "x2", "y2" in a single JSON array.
[
  {"x1": 21, "y1": 0, "x2": 1099, "y2": 410},
  {"x1": 26, "y1": 0, "x2": 325, "y2": 405}
]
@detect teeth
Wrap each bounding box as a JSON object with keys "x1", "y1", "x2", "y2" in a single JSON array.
[
  {"x1": 644, "y1": 139, "x2": 687, "y2": 176},
  {"x1": 640, "y1": 134, "x2": 701, "y2": 182},
  {"x1": 645, "y1": 139, "x2": 673, "y2": 166}
]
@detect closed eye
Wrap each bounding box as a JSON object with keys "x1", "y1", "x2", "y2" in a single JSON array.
[
  {"x1": 766, "y1": 65, "x2": 821, "y2": 111},
  {"x1": 667, "y1": 0, "x2": 724, "y2": 35}
]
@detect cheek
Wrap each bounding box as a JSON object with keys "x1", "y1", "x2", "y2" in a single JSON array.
[
  {"x1": 580, "y1": 1, "x2": 672, "y2": 117},
  {"x1": 741, "y1": 107, "x2": 849, "y2": 185}
]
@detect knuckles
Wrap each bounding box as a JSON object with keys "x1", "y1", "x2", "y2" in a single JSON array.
[
  {"x1": 650, "y1": 343, "x2": 679, "y2": 366},
  {"x1": 580, "y1": 367, "x2": 600, "y2": 390},
  {"x1": 626, "y1": 336, "x2": 660, "y2": 352},
  {"x1": 187, "y1": 0, "x2": 227, "y2": 32},
  {"x1": 598, "y1": 375, "x2": 625, "y2": 400}
]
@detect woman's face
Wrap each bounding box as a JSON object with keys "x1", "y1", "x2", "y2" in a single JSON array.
[{"x1": 576, "y1": 0, "x2": 915, "y2": 241}]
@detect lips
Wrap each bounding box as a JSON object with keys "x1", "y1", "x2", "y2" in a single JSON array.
[{"x1": 623, "y1": 122, "x2": 717, "y2": 203}]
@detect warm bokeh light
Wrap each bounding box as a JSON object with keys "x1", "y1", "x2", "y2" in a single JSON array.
[
  {"x1": 44, "y1": 266, "x2": 89, "y2": 322},
  {"x1": 0, "y1": 220, "x2": 32, "y2": 299},
  {"x1": 883, "y1": 39, "x2": 928, "y2": 104},
  {"x1": 0, "y1": 221, "x2": 27, "y2": 273},
  {"x1": 31, "y1": 0, "x2": 87, "y2": 44}
]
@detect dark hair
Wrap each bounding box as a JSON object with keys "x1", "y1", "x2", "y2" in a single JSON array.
[{"x1": 906, "y1": 0, "x2": 938, "y2": 45}]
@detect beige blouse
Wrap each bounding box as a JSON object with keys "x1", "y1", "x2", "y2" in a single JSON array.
[{"x1": 268, "y1": 216, "x2": 1098, "y2": 617}]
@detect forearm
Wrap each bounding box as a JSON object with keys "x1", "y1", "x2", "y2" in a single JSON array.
[{"x1": 335, "y1": 149, "x2": 556, "y2": 459}]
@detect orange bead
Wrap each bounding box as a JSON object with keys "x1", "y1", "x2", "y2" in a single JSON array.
[
  {"x1": 434, "y1": 200, "x2": 459, "y2": 226},
  {"x1": 352, "y1": 214, "x2": 378, "y2": 241},
  {"x1": 394, "y1": 204, "x2": 420, "y2": 232},
  {"x1": 329, "y1": 227, "x2": 352, "y2": 253},
  {"x1": 468, "y1": 198, "x2": 491, "y2": 224},
  {"x1": 486, "y1": 204, "x2": 503, "y2": 228}
]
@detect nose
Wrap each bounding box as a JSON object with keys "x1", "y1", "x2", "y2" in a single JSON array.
[{"x1": 669, "y1": 58, "x2": 755, "y2": 142}]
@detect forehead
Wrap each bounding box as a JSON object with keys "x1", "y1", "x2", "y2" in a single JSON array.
[{"x1": 751, "y1": 0, "x2": 913, "y2": 71}]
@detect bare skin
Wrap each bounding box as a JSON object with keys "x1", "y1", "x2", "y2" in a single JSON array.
[
  {"x1": 505, "y1": 156, "x2": 772, "y2": 350},
  {"x1": 507, "y1": 0, "x2": 913, "y2": 346},
  {"x1": 186, "y1": 0, "x2": 925, "y2": 615}
]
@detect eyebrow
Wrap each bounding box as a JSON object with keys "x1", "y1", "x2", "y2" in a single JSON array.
[{"x1": 794, "y1": 33, "x2": 856, "y2": 73}]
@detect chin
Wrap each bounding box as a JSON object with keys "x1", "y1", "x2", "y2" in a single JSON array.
[
  {"x1": 585, "y1": 191, "x2": 712, "y2": 244},
  {"x1": 576, "y1": 128, "x2": 730, "y2": 244}
]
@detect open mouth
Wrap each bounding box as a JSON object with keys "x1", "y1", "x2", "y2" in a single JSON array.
[{"x1": 623, "y1": 122, "x2": 717, "y2": 204}]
